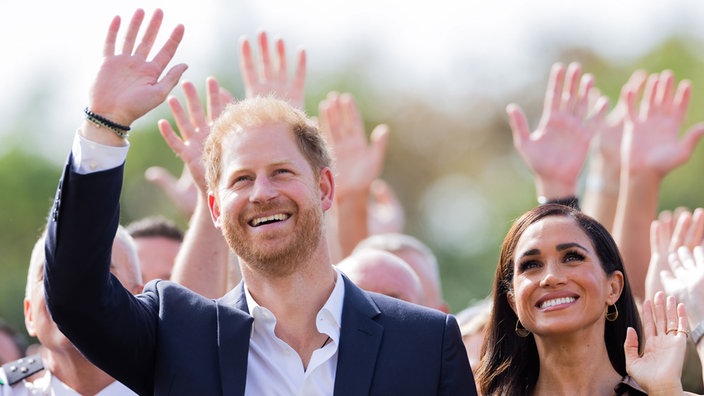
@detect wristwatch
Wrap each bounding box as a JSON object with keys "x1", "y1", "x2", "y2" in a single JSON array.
[{"x1": 692, "y1": 320, "x2": 704, "y2": 346}]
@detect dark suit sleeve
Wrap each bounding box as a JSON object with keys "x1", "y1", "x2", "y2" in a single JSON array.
[
  {"x1": 439, "y1": 314, "x2": 478, "y2": 396},
  {"x1": 44, "y1": 155, "x2": 158, "y2": 395}
]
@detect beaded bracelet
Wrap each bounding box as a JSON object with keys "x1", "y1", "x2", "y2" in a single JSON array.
[{"x1": 83, "y1": 107, "x2": 131, "y2": 139}]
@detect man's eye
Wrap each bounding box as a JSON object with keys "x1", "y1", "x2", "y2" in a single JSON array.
[{"x1": 232, "y1": 175, "x2": 251, "y2": 186}]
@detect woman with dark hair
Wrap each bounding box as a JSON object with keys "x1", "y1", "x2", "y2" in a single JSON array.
[{"x1": 476, "y1": 203, "x2": 693, "y2": 395}]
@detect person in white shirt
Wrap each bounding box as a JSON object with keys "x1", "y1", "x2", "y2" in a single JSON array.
[{"x1": 0, "y1": 227, "x2": 141, "y2": 395}]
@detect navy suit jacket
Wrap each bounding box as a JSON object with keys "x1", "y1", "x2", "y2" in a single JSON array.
[{"x1": 44, "y1": 156, "x2": 476, "y2": 395}]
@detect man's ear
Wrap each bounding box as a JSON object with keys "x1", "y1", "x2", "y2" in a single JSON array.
[
  {"x1": 24, "y1": 298, "x2": 36, "y2": 337},
  {"x1": 208, "y1": 192, "x2": 222, "y2": 228},
  {"x1": 319, "y1": 167, "x2": 335, "y2": 212}
]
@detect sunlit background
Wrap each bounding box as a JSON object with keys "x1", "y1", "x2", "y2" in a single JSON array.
[{"x1": 2, "y1": 0, "x2": 704, "y2": 336}]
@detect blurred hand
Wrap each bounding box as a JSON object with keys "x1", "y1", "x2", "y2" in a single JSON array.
[
  {"x1": 157, "y1": 78, "x2": 233, "y2": 197},
  {"x1": 621, "y1": 70, "x2": 704, "y2": 180},
  {"x1": 318, "y1": 92, "x2": 389, "y2": 199},
  {"x1": 240, "y1": 31, "x2": 306, "y2": 110},
  {"x1": 646, "y1": 206, "x2": 704, "y2": 322},
  {"x1": 507, "y1": 62, "x2": 609, "y2": 199},
  {"x1": 663, "y1": 243, "x2": 704, "y2": 324}
]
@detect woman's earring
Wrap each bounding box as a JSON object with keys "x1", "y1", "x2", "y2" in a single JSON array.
[
  {"x1": 606, "y1": 304, "x2": 618, "y2": 322},
  {"x1": 515, "y1": 319, "x2": 530, "y2": 337}
]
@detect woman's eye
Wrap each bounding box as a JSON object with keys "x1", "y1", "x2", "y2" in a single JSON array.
[
  {"x1": 519, "y1": 260, "x2": 540, "y2": 272},
  {"x1": 564, "y1": 251, "x2": 585, "y2": 262}
]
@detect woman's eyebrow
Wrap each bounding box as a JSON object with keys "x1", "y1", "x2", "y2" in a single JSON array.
[
  {"x1": 556, "y1": 242, "x2": 588, "y2": 252},
  {"x1": 519, "y1": 248, "x2": 540, "y2": 258}
]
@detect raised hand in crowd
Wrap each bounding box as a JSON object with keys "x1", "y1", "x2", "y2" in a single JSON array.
[
  {"x1": 240, "y1": 30, "x2": 306, "y2": 110},
  {"x1": 646, "y1": 208, "x2": 704, "y2": 300},
  {"x1": 81, "y1": 9, "x2": 186, "y2": 148},
  {"x1": 157, "y1": 78, "x2": 234, "y2": 297},
  {"x1": 507, "y1": 61, "x2": 609, "y2": 204},
  {"x1": 318, "y1": 91, "x2": 390, "y2": 260},
  {"x1": 625, "y1": 292, "x2": 699, "y2": 396},
  {"x1": 612, "y1": 70, "x2": 704, "y2": 300},
  {"x1": 581, "y1": 70, "x2": 647, "y2": 231}
]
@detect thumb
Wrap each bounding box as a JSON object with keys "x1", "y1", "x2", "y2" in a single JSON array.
[
  {"x1": 145, "y1": 166, "x2": 178, "y2": 193},
  {"x1": 370, "y1": 179, "x2": 394, "y2": 204},
  {"x1": 681, "y1": 123, "x2": 704, "y2": 159},
  {"x1": 369, "y1": 124, "x2": 390, "y2": 168},
  {"x1": 506, "y1": 104, "x2": 530, "y2": 149}
]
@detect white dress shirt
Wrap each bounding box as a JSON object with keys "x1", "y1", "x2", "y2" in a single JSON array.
[
  {"x1": 71, "y1": 132, "x2": 129, "y2": 174},
  {"x1": 243, "y1": 269, "x2": 344, "y2": 396}
]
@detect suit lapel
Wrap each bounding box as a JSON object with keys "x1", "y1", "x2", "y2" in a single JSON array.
[
  {"x1": 216, "y1": 283, "x2": 252, "y2": 396},
  {"x1": 333, "y1": 276, "x2": 384, "y2": 396}
]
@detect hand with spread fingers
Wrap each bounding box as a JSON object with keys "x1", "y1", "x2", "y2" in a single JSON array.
[
  {"x1": 620, "y1": 71, "x2": 704, "y2": 180},
  {"x1": 625, "y1": 292, "x2": 691, "y2": 395},
  {"x1": 646, "y1": 208, "x2": 704, "y2": 305},
  {"x1": 318, "y1": 91, "x2": 390, "y2": 258},
  {"x1": 662, "y1": 244, "x2": 704, "y2": 324},
  {"x1": 85, "y1": 8, "x2": 187, "y2": 147},
  {"x1": 612, "y1": 71, "x2": 704, "y2": 301},
  {"x1": 240, "y1": 31, "x2": 306, "y2": 110},
  {"x1": 146, "y1": 77, "x2": 232, "y2": 219},
  {"x1": 507, "y1": 61, "x2": 609, "y2": 201},
  {"x1": 158, "y1": 78, "x2": 232, "y2": 194}
]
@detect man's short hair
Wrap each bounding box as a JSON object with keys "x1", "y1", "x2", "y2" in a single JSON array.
[
  {"x1": 204, "y1": 96, "x2": 332, "y2": 193},
  {"x1": 126, "y1": 216, "x2": 183, "y2": 242}
]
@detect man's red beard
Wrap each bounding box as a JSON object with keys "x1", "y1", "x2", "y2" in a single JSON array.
[{"x1": 221, "y1": 200, "x2": 324, "y2": 278}]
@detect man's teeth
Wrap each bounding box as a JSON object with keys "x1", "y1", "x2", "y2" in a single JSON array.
[
  {"x1": 540, "y1": 297, "x2": 575, "y2": 309},
  {"x1": 252, "y1": 214, "x2": 288, "y2": 226}
]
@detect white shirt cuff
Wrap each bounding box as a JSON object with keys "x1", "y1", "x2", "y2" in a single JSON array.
[{"x1": 71, "y1": 131, "x2": 129, "y2": 174}]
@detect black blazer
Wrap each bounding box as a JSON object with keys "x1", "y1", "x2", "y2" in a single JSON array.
[{"x1": 44, "y1": 156, "x2": 477, "y2": 395}]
